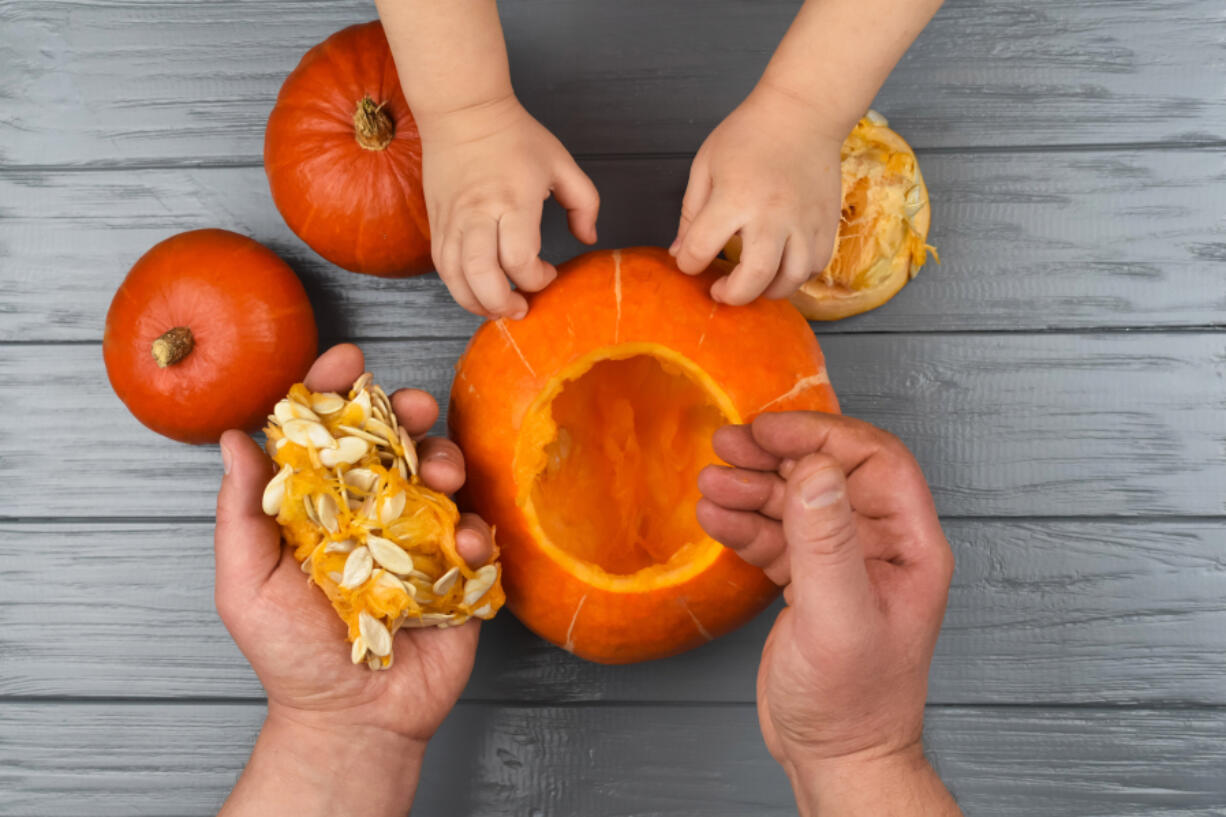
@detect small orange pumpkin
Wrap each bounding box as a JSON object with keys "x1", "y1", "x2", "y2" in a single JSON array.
[
  {"x1": 450, "y1": 247, "x2": 838, "y2": 663},
  {"x1": 264, "y1": 21, "x2": 431, "y2": 277},
  {"x1": 103, "y1": 229, "x2": 317, "y2": 444}
]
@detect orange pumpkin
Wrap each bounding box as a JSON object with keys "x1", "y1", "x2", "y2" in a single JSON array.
[
  {"x1": 449, "y1": 247, "x2": 838, "y2": 663},
  {"x1": 264, "y1": 21, "x2": 431, "y2": 277},
  {"x1": 103, "y1": 229, "x2": 318, "y2": 444}
]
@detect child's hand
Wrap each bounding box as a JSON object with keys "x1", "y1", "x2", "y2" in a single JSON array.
[
  {"x1": 697, "y1": 412, "x2": 959, "y2": 813},
  {"x1": 215, "y1": 344, "x2": 492, "y2": 755},
  {"x1": 670, "y1": 85, "x2": 844, "y2": 305},
  {"x1": 418, "y1": 97, "x2": 599, "y2": 319}
]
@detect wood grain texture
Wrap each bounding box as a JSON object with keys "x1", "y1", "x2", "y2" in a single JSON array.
[
  {"x1": 2, "y1": 701, "x2": 1224, "y2": 816},
  {"x1": 1, "y1": 335, "x2": 1221, "y2": 518},
  {"x1": 2, "y1": 0, "x2": 1224, "y2": 167},
  {"x1": 2, "y1": 520, "x2": 1224, "y2": 704},
  {"x1": 2, "y1": 150, "x2": 1224, "y2": 341}
]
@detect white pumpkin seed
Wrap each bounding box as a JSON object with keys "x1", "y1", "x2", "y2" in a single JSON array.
[
  {"x1": 379, "y1": 491, "x2": 406, "y2": 526},
  {"x1": 432, "y1": 566, "x2": 461, "y2": 596},
  {"x1": 367, "y1": 654, "x2": 384, "y2": 671},
  {"x1": 359, "y1": 610, "x2": 392, "y2": 657},
  {"x1": 324, "y1": 538, "x2": 355, "y2": 554},
  {"x1": 274, "y1": 399, "x2": 320, "y2": 424},
  {"x1": 311, "y1": 392, "x2": 346, "y2": 415},
  {"x1": 463, "y1": 564, "x2": 498, "y2": 606},
  {"x1": 472, "y1": 603, "x2": 494, "y2": 618},
  {"x1": 367, "y1": 535, "x2": 415, "y2": 576},
  {"x1": 320, "y1": 435, "x2": 369, "y2": 468},
  {"x1": 316, "y1": 493, "x2": 340, "y2": 533},
  {"x1": 302, "y1": 494, "x2": 319, "y2": 524},
  {"x1": 350, "y1": 636, "x2": 367, "y2": 664},
  {"x1": 343, "y1": 467, "x2": 380, "y2": 493},
  {"x1": 336, "y1": 424, "x2": 386, "y2": 445},
  {"x1": 340, "y1": 546, "x2": 373, "y2": 588},
  {"x1": 349, "y1": 389, "x2": 372, "y2": 425},
  {"x1": 364, "y1": 416, "x2": 396, "y2": 443},
  {"x1": 865, "y1": 108, "x2": 888, "y2": 126},
  {"x1": 282, "y1": 418, "x2": 337, "y2": 449},
  {"x1": 261, "y1": 463, "x2": 292, "y2": 516},
  {"x1": 397, "y1": 427, "x2": 419, "y2": 477},
  {"x1": 352, "y1": 372, "x2": 373, "y2": 394}
]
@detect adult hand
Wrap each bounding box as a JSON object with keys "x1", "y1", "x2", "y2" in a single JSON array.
[
  {"x1": 697, "y1": 412, "x2": 960, "y2": 816},
  {"x1": 671, "y1": 85, "x2": 844, "y2": 306},
  {"x1": 215, "y1": 343, "x2": 494, "y2": 816}
]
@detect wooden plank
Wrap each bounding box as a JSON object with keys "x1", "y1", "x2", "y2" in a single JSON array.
[
  {"x1": 1, "y1": 701, "x2": 1223, "y2": 816},
  {"x1": 0, "y1": 334, "x2": 1221, "y2": 518},
  {"x1": 2, "y1": 151, "x2": 1224, "y2": 342},
  {"x1": 2, "y1": 0, "x2": 1224, "y2": 167},
  {"x1": 2, "y1": 520, "x2": 1224, "y2": 704}
]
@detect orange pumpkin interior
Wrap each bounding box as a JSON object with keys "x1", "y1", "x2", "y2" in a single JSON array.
[{"x1": 514, "y1": 345, "x2": 739, "y2": 589}]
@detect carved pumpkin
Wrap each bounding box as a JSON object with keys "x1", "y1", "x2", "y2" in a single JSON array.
[
  {"x1": 265, "y1": 21, "x2": 431, "y2": 277},
  {"x1": 103, "y1": 229, "x2": 317, "y2": 444},
  {"x1": 450, "y1": 247, "x2": 838, "y2": 663}
]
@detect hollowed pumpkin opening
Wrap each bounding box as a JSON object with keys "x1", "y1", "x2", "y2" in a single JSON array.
[{"x1": 515, "y1": 345, "x2": 740, "y2": 590}]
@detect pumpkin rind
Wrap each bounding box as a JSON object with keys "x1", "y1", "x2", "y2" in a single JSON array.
[
  {"x1": 264, "y1": 21, "x2": 432, "y2": 277},
  {"x1": 102, "y1": 229, "x2": 317, "y2": 444},
  {"x1": 450, "y1": 247, "x2": 838, "y2": 663}
]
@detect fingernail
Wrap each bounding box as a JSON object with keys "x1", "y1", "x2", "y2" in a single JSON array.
[
  {"x1": 220, "y1": 440, "x2": 233, "y2": 475},
  {"x1": 510, "y1": 307, "x2": 528, "y2": 321},
  {"x1": 800, "y1": 468, "x2": 844, "y2": 509}
]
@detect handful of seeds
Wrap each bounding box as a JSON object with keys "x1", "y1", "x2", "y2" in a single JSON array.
[{"x1": 261, "y1": 373, "x2": 503, "y2": 670}]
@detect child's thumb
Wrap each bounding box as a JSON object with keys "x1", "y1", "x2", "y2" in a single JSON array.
[{"x1": 783, "y1": 453, "x2": 874, "y2": 628}]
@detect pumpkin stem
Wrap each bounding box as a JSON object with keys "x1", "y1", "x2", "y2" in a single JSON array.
[
  {"x1": 353, "y1": 96, "x2": 395, "y2": 151},
  {"x1": 151, "y1": 326, "x2": 194, "y2": 368}
]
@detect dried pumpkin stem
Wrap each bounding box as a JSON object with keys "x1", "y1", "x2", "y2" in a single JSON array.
[
  {"x1": 151, "y1": 326, "x2": 194, "y2": 368},
  {"x1": 353, "y1": 96, "x2": 395, "y2": 151}
]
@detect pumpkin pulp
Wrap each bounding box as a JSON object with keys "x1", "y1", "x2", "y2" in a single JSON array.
[{"x1": 514, "y1": 344, "x2": 739, "y2": 592}]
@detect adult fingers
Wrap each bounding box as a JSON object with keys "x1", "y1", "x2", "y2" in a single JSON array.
[
  {"x1": 696, "y1": 498, "x2": 790, "y2": 585},
  {"x1": 390, "y1": 388, "x2": 440, "y2": 439},
  {"x1": 710, "y1": 226, "x2": 787, "y2": 305},
  {"x1": 783, "y1": 453, "x2": 875, "y2": 631},
  {"x1": 416, "y1": 437, "x2": 466, "y2": 496},
  {"x1": 455, "y1": 512, "x2": 495, "y2": 569},
  {"x1": 215, "y1": 430, "x2": 281, "y2": 611},
  {"x1": 498, "y1": 204, "x2": 558, "y2": 294},
  {"x1": 761, "y1": 233, "x2": 813, "y2": 300},
  {"x1": 462, "y1": 216, "x2": 526, "y2": 318},
  {"x1": 553, "y1": 158, "x2": 600, "y2": 245},
  {"x1": 303, "y1": 343, "x2": 364, "y2": 394},
  {"x1": 673, "y1": 194, "x2": 742, "y2": 275},
  {"x1": 697, "y1": 465, "x2": 787, "y2": 519},
  {"x1": 711, "y1": 424, "x2": 782, "y2": 472}
]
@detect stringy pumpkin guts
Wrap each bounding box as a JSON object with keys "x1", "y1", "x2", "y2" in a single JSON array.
[{"x1": 262, "y1": 373, "x2": 504, "y2": 671}]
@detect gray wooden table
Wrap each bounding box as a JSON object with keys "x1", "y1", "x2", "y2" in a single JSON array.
[{"x1": 2, "y1": 1, "x2": 1225, "y2": 814}]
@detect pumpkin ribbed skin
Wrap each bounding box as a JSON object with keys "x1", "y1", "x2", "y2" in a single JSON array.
[
  {"x1": 450, "y1": 247, "x2": 838, "y2": 663},
  {"x1": 103, "y1": 229, "x2": 317, "y2": 444},
  {"x1": 264, "y1": 21, "x2": 431, "y2": 277}
]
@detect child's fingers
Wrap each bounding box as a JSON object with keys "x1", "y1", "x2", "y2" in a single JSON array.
[
  {"x1": 552, "y1": 159, "x2": 600, "y2": 245},
  {"x1": 710, "y1": 226, "x2": 786, "y2": 305},
  {"x1": 461, "y1": 216, "x2": 527, "y2": 318},
  {"x1": 498, "y1": 206, "x2": 558, "y2": 294},
  {"x1": 671, "y1": 164, "x2": 713, "y2": 259},
  {"x1": 674, "y1": 195, "x2": 741, "y2": 275},
  {"x1": 762, "y1": 233, "x2": 813, "y2": 300},
  {"x1": 437, "y1": 230, "x2": 489, "y2": 317}
]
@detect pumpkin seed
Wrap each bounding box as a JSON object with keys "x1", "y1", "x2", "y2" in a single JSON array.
[
  {"x1": 432, "y1": 566, "x2": 461, "y2": 596},
  {"x1": 349, "y1": 389, "x2": 372, "y2": 425},
  {"x1": 350, "y1": 635, "x2": 367, "y2": 664},
  {"x1": 316, "y1": 493, "x2": 340, "y2": 532},
  {"x1": 336, "y1": 424, "x2": 386, "y2": 446},
  {"x1": 472, "y1": 603, "x2": 494, "y2": 618},
  {"x1": 379, "y1": 491, "x2": 406, "y2": 526},
  {"x1": 367, "y1": 534, "x2": 415, "y2": 576},
  {"x1": 367, "y1": 654, "x2": 385, "y2": 671},
  {"x1": 359, "y1": 610, "x2": 392, "y2": 656},
  {"x1": 463, "y1": 564, "x2": 498, "y2": 606},
  {"x1": 327, "y1": 571, "x2": 343, "y2": 584},
  {"x1": 343, "y1": 467, "x2": 380, "y2": 493},
  {"x1": 866, "y1": 108, "x2": 888, "y2": 126},
  {"x1": 320, "y1": 435, "x2": 368, "y2": 467},
  {"x1": 352, "y1": 372, "x2": 373, "y2": 394},
  {"x1": 261, "y1": 463, "x2": 292, "y2": 516},
  {"x1": 274, "y1": 399, "x2": 320, "y2": 424},
  {"x1": 341, "y1": 546, "x2": 373, "y2": 588},
  {"x1": 282, "y1": 418, "x2": 338, "y2": 449},
  {"x1": 325, "y1": 538, "x2": 355, "y2": 555},
  {"x1": 302, "y1": 494, "x2": 320, "y2": 524},
  {"x1": 397, "y1": 427, "x2": 419, "y2": 477},
  {"x1": 311, "y1": 392, "x2": 346, "y2": 415}
]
